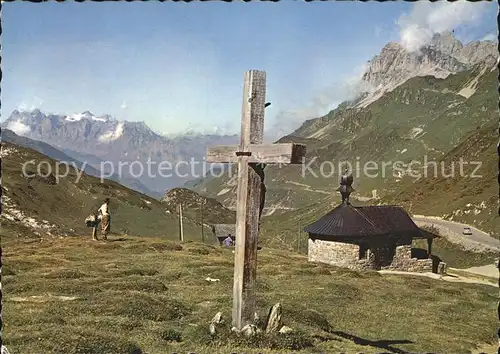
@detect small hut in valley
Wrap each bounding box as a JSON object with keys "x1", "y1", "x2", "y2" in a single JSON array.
[
  {"x1": 304, "y1": 170, "x2": 436, "y2": 273},
  {"x1": 212, "y1": 224, "x2": 236, "y2": 245}
]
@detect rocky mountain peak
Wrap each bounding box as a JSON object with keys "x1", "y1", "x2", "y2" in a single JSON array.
[
  {"x1": 379, "y1": 41, "x2": 404, "y2": 53},
  {"x1": 357, "y1": 31, "x2": 496, "y2": 107},
  {"x1": 7, "y1": 108, "x2": 46, "y2": 125},
  {"x1": 31, "y1": 108, "x2": 43, "y2": 116},
  {"x1": 23, "y1": 108, "x2": 46, "y2": 122},
  {"x1": 456, "y1": 39, "x2": 498, "y2": 67},
  {"x1": 65, "y1": 110, "x2": 113, "y2": 122},
  {"x1": 429, "y1": 31, "x2": 463, "y2": 56},
  {"x1": 124, "y1": 120, "x2": 155, "y2": 135}
]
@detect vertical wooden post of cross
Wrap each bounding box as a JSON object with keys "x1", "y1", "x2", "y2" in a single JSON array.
[
  {"x1": 206, "y1": 70, "x2": 306, "y2": 330},
  {"x1": 231, "y1": 70, "x2": 266, "y2": 330}
]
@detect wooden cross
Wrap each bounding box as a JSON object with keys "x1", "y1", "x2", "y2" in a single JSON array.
[{"x1": 206, "y1": 70, "x2": 306, "y2": 330}]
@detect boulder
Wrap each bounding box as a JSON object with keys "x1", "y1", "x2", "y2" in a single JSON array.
[
  {"x1": 241, "y1": 324, "x2": 259, "y2": 337},
  {"x1": 265, "y1": 303, "x2": 282, "y2": 333},
  {"x1": 253, "y1": 311, "x2": 260, "y2": 323},
  {"x1": 209, "y1": 311, "x2": 224, "y2": 335},
  {"x1": 279, "y1": 326, "x2": 293, "y2": 334}
]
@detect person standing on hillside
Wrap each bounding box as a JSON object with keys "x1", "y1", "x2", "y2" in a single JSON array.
[
  {"x1": 223, "y1": 235, "x2": 233, "y2": 247},
  {"x1": 98, "y1": 198, "x2": 111, "y2": 240}
]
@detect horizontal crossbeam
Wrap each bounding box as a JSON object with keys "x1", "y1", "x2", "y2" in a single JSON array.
[{"x1": 206, "y1": 143, "x2": 306, "y2": 164}]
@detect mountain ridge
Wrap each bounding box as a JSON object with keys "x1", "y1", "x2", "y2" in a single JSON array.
[
  {"x1": 2, "y1": 110, "x2": 239, "y2": 196},
  {"x1": 191, "y1": 39, "x2": 498, "y2": 237},
  {"x1": 356, "y1": 32, "x2": 497, "y2": 107},
  {"x1": 2, "y1": 128, "x2": 158, "y2": 198}
]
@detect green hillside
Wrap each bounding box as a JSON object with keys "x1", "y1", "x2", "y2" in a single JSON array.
[
  {"x1": 0, "y1": 141, "x2": 212, "y2": 242},
  {"x1": 161, "y1": 187, "x2": 235, "y2": 225},
  {"x1": 192, "y1": 65, "x2": 498, "y2": 236},
  {"x1": 384, "y1": 122, "x2": 500, "y2": 237}
]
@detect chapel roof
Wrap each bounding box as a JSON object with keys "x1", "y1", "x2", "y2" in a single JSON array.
[
  {"x1": 303, "y1": 203, "x2": 421, "y2": 238},
  {"x1": 212, "y1": 224, "x2": 236, "y2": 238}
]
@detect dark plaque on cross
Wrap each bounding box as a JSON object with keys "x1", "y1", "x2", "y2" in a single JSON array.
[{"x1": 206, "y1": 70, "x2": 306, "y2": 330}]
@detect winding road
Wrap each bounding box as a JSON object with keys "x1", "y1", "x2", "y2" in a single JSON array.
[{"x1": 412, "y1": 215, "x2": 500, "y2": 252}]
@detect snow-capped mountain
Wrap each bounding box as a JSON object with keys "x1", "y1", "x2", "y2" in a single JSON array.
[
  {"x1": 64, "y1": 110, "x2": 115, "y2": 123},
  {"x1": 4, "y1": 109, "x2": 158, "y2": 151},
  {"x1": 2, "y1": 109, "x2": 238, "y2": 196}
]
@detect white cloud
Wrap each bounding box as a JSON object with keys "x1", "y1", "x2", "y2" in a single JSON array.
[
  {"x1": 6, "y1": 121, "x2": 31, "y2": 136},
  {"x1": 210, "y1": 123, "x2": 234, "y2": 136},
  {"x1": 481, "y1": 33, "x2": 497, "y2": 42},
  {"x1": 120, "y1": 101, "x2": 128, "y2": 110},
  {"x1": 17, "y1": 102, "x2": 28, "y2": 112},
  {"x1": 397, "y1": 1, "x2": 491, "y2": 52},
  {"x1": 270, "y1": 64, "x2": 374, "y2": 137},
  {"x1": 31, "y1": 96, "x2": 44, "y2": 110},
  {"x1": 17, "y1": 96, "x2": 44, "y2": 112},
  {"x1": 99, "y1": 122, "x2": 124, "y2": 142}
]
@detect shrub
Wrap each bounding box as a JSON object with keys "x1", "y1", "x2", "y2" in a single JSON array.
[
  {"x1": 43, "y1": 269, "x2": 86, "y2": 279},
  {"x1": 160, "y1": 329, "x2": 182, "y2": 342},
  {"x1": 150, "y1": 242, "x2": 183, "y2": 252},
  {"x1": 2, "y1": 266, "x2": 16, "y2": 276},
  {"x1": 122, "y1": 267, "x2": 159, "y2": 276},
  {"x1": 228, "y1": 331, "x2": 314, "y2": 351}
]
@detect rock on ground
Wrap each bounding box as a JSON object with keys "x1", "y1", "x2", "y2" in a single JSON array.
[
  {"x1": 279, "y1": 326, "x2": 293, "y2": 334},
  {"x1": 209, "y1": 311, "x2": 224, "y2": 335},
  {"x1": 266, "y1": 303, "x2": 283, "y2": 333},
  {"x1": 241, "y1": 324, "x2": 260, "y2": 337}
]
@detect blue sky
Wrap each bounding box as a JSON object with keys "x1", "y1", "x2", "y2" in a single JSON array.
[{"x1": 2, "y1": 1, "x2": 497, "y2": 136}]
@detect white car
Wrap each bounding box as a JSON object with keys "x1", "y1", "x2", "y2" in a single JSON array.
[{"x1": 462, "y1": 227, "x2": 472, "y2": 235}]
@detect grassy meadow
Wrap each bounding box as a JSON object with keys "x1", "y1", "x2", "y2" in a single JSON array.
[{"x1": 1, "y1": 234, "x2": 498, "y2": 354}]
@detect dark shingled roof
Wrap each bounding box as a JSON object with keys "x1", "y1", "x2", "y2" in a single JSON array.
[
  {"x1": 212, "y1": 224, "x2": 236, "y2": 238},
  {"x1": 303, "y1": 203, "x2": 421, "y2": 238}
]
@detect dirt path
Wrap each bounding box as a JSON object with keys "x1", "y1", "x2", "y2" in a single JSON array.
[
  {"x1": 284, "y1": 181, "x2": 330, "y2": 194},
  {"x1": 471, "y1": 342, "x2": 499, "y2": 354},
  {"x1": 462, "y1": 264, "x2": 499, "y2": 279},
  {"x1": 378, "y1": 270, "x2": 498, "y2": 287}
]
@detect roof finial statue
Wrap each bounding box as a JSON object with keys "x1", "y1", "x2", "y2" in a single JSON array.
[{"x1": 337, "y1": 167, "x2": 354, "y2": 204}]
